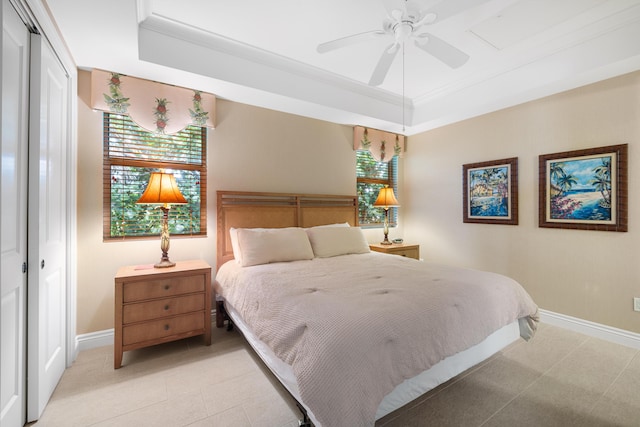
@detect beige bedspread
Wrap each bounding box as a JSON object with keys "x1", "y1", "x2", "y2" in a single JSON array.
[{"x1": 216, "y1": 252, "x2": 539, "y2": 427}]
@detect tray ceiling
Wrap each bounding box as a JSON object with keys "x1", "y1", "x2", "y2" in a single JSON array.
[{"x1": 46, "y1": 0, "x2": 640, "y2": 134}]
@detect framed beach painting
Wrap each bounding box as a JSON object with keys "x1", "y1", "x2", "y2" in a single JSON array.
[
  {"x1": 463, "y1": 157, "x2": 518, "y2": 225},
  {"x1": 539, "y1": 144, "x2": 628, "y2": 232}
]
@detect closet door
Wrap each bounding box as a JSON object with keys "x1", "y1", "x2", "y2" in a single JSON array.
[
  {"x1": 1, "y1": 2, "x2": 30, "y2": 426},
  {"x1": 27, "y1": 33, "x2": 68, "y2": 422}
]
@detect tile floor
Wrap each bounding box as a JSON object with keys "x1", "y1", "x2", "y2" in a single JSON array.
[{"x1": 30, "y1": 323, "x2": 639, "y2": 426}]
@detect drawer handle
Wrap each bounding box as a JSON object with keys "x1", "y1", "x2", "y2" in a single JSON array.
[
  {"x1": 164, "y1": 324, "x2": 170, "y2": 331},
  {"x1": 164, "y1": 285, "x2": 170, "y2": 291},
  {"x1": 164, "y1": 305, "x2": 170, "y2": 311}
]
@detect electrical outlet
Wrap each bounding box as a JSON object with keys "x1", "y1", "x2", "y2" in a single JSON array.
[{"x1": 634, "y1": 298, "x2": 640, "y2": 312}]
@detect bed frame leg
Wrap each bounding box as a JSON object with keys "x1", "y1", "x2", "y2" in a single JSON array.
[
  {"x1": 215, "y1": 300, "x2": 226, "y2": 328},
  {"x1": 296, "y1": 403, "x2": 312, "y2": 427},
  {"x1": 216, "y1": 300, "x2": 234, "y2": 331}
]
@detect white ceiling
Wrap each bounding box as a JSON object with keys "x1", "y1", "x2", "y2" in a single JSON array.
[{"x1": 45, "y1": 0, "x2": 640, "y2": 135}]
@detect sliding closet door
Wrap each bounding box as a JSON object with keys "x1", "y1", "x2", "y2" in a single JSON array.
[
  {"x1": 27, "y1": 33, "x2": 69, "y2": 422},
  {"x1": 1, "y1": 2, "x2": 30, "y2": 426}
]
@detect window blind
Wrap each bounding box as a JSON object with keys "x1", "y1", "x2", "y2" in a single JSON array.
[
  {"x1": 356, "y1": 150, "x2": 398, "y2": 226},
  {"x1": 103, "y1": 113, "x2": 207, "y2": 240}
]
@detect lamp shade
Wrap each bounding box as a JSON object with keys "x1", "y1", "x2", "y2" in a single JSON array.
[
  {"x1": 136, "y1": 172, "x2": 187, "y2": 205},
  {"x1": 373, "y1": 186, "x2": 399, "y2": 208}
]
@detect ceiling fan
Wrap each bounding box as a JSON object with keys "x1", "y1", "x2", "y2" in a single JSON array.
[{"x1": 317, "y1": 0, "x2": 478, "y2": 86}]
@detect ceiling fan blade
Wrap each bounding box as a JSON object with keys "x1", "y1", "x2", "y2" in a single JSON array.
[
  {"x1": 381, "y1": 0, "x2": 406, "y2": 15},
  {"x1": 415, "y1": 33, "x2": 469, "y2": 68},
  {"x1": 404, "y1": 0, "x2": 439, "y2": 20},
  {"x1": 413, "y1": 11, "x2": 437, "y2": 27},
  {"x1": 369, "y1": 44, "x2": 400, "y2": 86},
  {"x1": 317, "y1": 30, "x2": 385, "y2": 53},
  {"x1": 382, "y1": 0, "x2": 444, "y2": 20},
  {"x1": 390, "y1": 8, "x2": 404, "y2": 21}
]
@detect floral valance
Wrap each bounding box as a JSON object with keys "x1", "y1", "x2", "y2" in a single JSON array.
[
  {"x1": 353, "y1": 126, "x2": 405, "y2": 162},
  {"x1": 90, "y1": 69, "x2": 216, "y2": 134}
]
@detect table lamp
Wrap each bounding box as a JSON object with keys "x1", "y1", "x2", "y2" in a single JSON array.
[
  {"x1": 136, "y1": 171, "x2": 187, "y2": 268},
  {"x1": 373, "y1": 185, "x2": 400, "y2": 245}
]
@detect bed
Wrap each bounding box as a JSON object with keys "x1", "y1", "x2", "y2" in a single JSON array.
[{"x1": 214, "y1": 191, "x2": 539, "y2": 427}]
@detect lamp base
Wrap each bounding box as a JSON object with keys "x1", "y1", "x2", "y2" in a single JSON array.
[
  {"x1": 154, "y1": 206, "x2": 175, "y2": 268},
  {"x1": 380, "y1": 234, "x2": 393, "y2": 245},
  {"x1": 380, "y1": 207, "x2": 393, "y2": 245},
  {"x1": 154, "y1": 258, "x2": 176, "y2": 268}
]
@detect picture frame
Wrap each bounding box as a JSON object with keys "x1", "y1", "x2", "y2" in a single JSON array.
[
  {"x1": 539, "y1": 144, "x2": 627, "y2": 232},
  {"x1": 463, "y1": 157, "x2": 518, "y2": 225}
]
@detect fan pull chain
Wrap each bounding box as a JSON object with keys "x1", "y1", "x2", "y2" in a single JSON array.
[{"x1": 402, "y1": 40, "x2": 406, "y2": 133}]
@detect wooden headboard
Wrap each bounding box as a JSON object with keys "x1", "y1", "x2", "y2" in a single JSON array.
[{"x1": 216, "y1": 191, "x2": 359, "y2": 268}]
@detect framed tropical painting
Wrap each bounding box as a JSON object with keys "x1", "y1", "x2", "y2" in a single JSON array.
[
  {"x1": 539, "y1": 144, "x2": 628, "y2": 231},
  {"x1": 463, "y1": 157, "x2": 518, "y2": 225}
]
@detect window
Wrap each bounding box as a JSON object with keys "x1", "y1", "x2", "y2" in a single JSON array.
[
  {"x1": 356, "y1": 150, "x2": 398, "y2": 227},
  {"x1": 103, "y1": 113, "x2": 207, "y2": 239}
]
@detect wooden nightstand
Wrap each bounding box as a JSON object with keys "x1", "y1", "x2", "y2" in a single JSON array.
[
  {"x1": 369, "y1": 243, "x2": 420, "y2": 260},
  {"x1": 114, "y1": 259, "x2": 212, "y2": 369}
]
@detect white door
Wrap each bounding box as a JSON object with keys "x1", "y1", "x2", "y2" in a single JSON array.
[
  {"x1": 1, "y1": 2, "x2": 30, "y2": 426},
  {"x1": 27, "y1": 33, "x2": 69, "y2": 422}
]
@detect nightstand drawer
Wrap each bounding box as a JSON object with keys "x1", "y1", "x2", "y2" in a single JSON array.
[
  {"x1": 122, "y1": 312, "x2": 205, "y2": 346},
  {"x1": 392, "y1": 248, "x2": 419, "y2": 258},
  {"x1": 369, "y1": 243, "x2": 420, "y2": 260},
  {"x1": 123, "y1": 275, "x2": 205, "y2": 302},
  {"x1": 123, "y1": 294, "x2": 205, "y2": 324}
]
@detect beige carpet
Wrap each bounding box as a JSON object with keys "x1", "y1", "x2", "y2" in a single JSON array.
[{"x1": 30, "y1": 322, "x2": 639, "y2": 427}]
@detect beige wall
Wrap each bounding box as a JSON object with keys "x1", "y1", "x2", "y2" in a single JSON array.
[
  {"x1": 76, "y1": 70, "x2": 386, "y2": 334},
  {"x1": 77, "y1": 69, "x2": 639, "y2": 336},
  {"x1": 404, "y1": 71, "x2": 640, "y2": 333}
]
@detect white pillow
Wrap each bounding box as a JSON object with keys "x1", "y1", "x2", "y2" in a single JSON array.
[
  {"x1": 229, "y1": 225, "x2": 347, "y2": 264},
  {"x1": 230, "y1": 226, "x2": 299, "y2": 264},
  {"x1": 229, "y1": 227, "x2": 243, "y2": 264},
  {"x1": 306, "y1": 227, "x2": 370, "y2": 258},
  {"x1": 229, "y1": 223, "x2": 348, "y2": 264},
  {"x1": 234, "y1": 227, "x2": 314, "y2": 267}
]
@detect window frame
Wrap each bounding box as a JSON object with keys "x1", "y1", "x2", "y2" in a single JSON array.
[
  {"x1": 103, "y1": 113, "x2": 207, "y2": 241},
  {"x1": 356, "y1": 150, "x2": 398, "y2": 228}
]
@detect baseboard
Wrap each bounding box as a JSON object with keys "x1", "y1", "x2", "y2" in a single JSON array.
[
  {"x1": 76, "y1": 328, "x2": 114, "y2": 353},
  {"x1": 539, "y1": 309, "x2": 640, "y2": 350}
]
